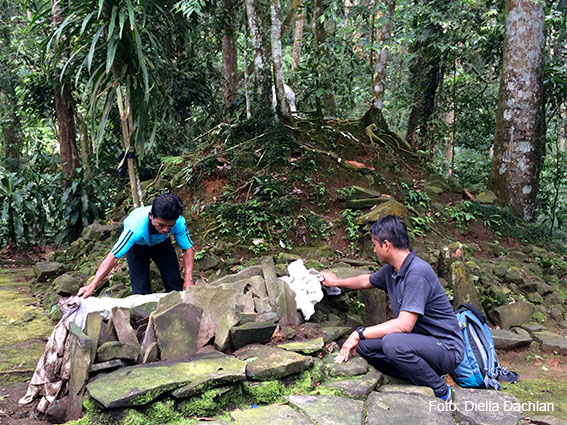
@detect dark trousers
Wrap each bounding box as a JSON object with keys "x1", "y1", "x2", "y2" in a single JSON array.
[
  {"x1": 125, "y1": 239, "x2": 183, "y2": 294},
  {"x1": 357, "y1": 333, "x2": 459, "y2": 397}
]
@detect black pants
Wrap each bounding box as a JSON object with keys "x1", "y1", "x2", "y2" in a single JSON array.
[
  {"x1": 357, "y1": 333, "x2": 459, "y2": 397},
  {"x1": 125, "y1": 239, "x2": 183, "y2": 294}
]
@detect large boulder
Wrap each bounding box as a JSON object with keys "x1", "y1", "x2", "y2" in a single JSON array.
[
  {"x1": 533, "y1": 331, "x2": 567, "y2": 355},
  {"x1": 35, "y1": 261, "x2": 65, "y2": 282},
  {"x1": 356, "y1": 200, "x2": 408, "y2": 224},
  {"x1": 491, "y1": 328, "x2": 532, "y2": 350},
  {"x1": 452, "y1": 387, "x2": 522, "y2": 425},
  {"x1": 53, "y1": 274, "x2": 81, "y2": 296},
  {"x1": 491, "y1": 302, "x2": 534, "y2": 329}
]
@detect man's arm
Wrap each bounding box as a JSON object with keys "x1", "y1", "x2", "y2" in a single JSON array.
[
  {"x1": 77, "y1": 252, "x2": 118, "y2": 298},
  {"x1": 182, "y1": 246, "x2": 195, "y2": 290},
  {"x1": 320, "y1": 272, "x2": 373, "y2": 290},
  {"x1": 334, "y1": 311, "x2": 419, "y2": 363}
]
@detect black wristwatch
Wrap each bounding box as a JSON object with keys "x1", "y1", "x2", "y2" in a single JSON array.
[{"x1": 356, "y1": 326, "x2": 366, "y2": 340}]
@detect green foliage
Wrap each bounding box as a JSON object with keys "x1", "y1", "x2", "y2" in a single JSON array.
[
  {"x1": 445, "y1": 201, "x2": 476, "y2": 227},
  {"x1": 242, "y1": 380, "x2": 286, "y2": 404},
  {"x1": 341, "y1": 209, "x2": 362, "y2": 251},
  {"x1": 0, "y1": 157, "x2": 110, "y2": 248}
]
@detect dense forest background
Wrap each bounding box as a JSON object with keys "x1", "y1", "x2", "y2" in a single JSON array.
[{"x1": 1, "y1": 0, "x2": 567, "y2": 252}]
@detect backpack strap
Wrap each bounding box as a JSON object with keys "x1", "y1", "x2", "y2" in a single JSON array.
[{"x1": 456, "y1": 303, "x2": 487, "y2": 324}]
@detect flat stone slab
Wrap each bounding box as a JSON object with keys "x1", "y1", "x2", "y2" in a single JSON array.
[
  {"x1": 231, "y1": 404, "x2": 313, "y2": 425},
  {"x1": 321, "y1": 326, "x2": 351, "y2": 344},
  {"x1": 90, "y1": 359, "x2": 125, "y2": 372},
  {"x1": 320, "y1": 369, "x2": 382, "y2": 398},
  {"x1": 377, "y1": 384, "x2": 435, "y2": 398},
  {"x1": 287, "y1": 395, "x2": 364, "y2": 425},
  {"x1": 171, "y1": 356, "x2": 247, "y2": 398},
  {"x1": 323, "y1": 354, "x2": 368, "y2": 377},
  {"x1": 234, "y1": 344, "x2": 313, "y2": 380},
  {"x1": 97, "y1": 341, "x2": 139, "y2": 362},
  {"x1": 87, "y1": 356, "x2": 246, "y2": 408},
  {"x1": 452, "y1": 387, "x2": 522, "y2": 425},
  {"x1": 367, "y1": 391, "x2": 455, "y2": 425},
  {"x1": 492, "y1": 329, "x2": 532, "y2": 350},
  {"x1": 230, "y1": 321, "x2": 277, "y2": 349},
  {"x1": 278, "y1": 337, "x2": 324, "y2": 354},
  {"x1": 533, "y1": 331, "x2": 567, "y2": 355},
  {"x1": 153, "y1": 302, "x2": 203, "y2": 360}
]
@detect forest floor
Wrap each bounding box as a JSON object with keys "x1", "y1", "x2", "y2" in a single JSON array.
[{"x1": 0, "y1": 264, "x2": 566, "y2": 423}]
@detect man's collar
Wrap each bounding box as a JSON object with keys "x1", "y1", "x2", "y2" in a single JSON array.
[
  {"x1": 392, "y1": 250, "x2": 416, "y2": 279},
  {"x1": 148, "y1": 219, "x2": 159, "y2": 234}
]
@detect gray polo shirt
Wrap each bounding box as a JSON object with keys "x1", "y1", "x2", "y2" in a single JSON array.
[{"x1": 369, "y1": 250, "x2": 464, "y2": 361}]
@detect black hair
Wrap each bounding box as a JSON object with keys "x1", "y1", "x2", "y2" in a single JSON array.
[
  {"x1": 151, "y1": 194, "x2": 184, "y2": 221},
  {"x1": 370, "y1": 215, "x2": 410, "y2": 249}
]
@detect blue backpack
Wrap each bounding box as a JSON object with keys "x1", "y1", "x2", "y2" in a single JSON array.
[{"x1": 450, "y1": 303, "x2": 519, "y2": 390}]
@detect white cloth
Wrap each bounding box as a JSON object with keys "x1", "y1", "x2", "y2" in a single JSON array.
[{"x1": 280, "y1": 259, "x2": 330, "y2": 320}]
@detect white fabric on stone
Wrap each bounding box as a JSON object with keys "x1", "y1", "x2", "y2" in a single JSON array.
[{"x1": 280, "y1": 259, "x2": 330, "y2": 320}]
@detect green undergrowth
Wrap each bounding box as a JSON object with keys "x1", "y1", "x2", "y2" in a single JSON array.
[{"x1": 502, "y1": 375, "x2": 567, "y2": 419}]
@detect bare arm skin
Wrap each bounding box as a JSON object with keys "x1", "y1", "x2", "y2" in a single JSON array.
[
  {"x1": 335, "y1": 311, "x2": 419, "y2": 364},
  {"x1": 320, "y1": 272, "x2": 373, "y2": 290},
  {"x1": 182, "y1": 246, "x2": 195, "y2": 290},
  {"x1": 77, "y1": 252, "x2": 118, "y2": 298}
]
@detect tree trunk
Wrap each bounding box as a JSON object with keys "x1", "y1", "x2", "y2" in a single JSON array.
[
  {"x1": 222, "y1": 0, "x2": 238, "y2": 114},
  {"x1": 312, "y1": 0, "x2": 337, "y2": 117},
  {"x1": 291, "y1": 4, "x2": 305, "y2": 72},
  {"x1": 243, "y1": 15, "x2": 252, "y2": 119},
  {"x1": 245, "y1": 0, "x2": 273, "y2": 115},
  {"x1": 271, "y1": 0, "x2": 289, "y2": 118},
  {"x1": 371, "y1": 0, "x2": 396, "y2": 110},
  {"x1": 76, "y1": 112, "x2": 92, "y2": 182},
  {"x1": 1, "y1": 89, "x2": 21, "y2": 170},
  {"x1": 488, "y1": 0, "x2": 546, "y2": 221},
  {"x1": 113, "y1": 66, "x2": 142, "y2": 208},
  {"x1": 404, "y1": 3, "x2": 445, "y2": 150},
  {"x1": 53, "y1": 82, "x2": 80, "y2": 178}
]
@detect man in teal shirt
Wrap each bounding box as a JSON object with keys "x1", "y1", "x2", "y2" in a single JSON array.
[{"x1": 78, "y1": 194, "x2": 195, "y2": 298}]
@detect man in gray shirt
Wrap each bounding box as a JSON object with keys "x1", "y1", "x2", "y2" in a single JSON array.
[{"x1": 322, "y1": 215, "x2": 464, "y2": 401}]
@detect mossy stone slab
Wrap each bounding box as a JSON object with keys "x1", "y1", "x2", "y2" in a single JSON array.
[
  {"x1": 153, "y1": 302, "x2": 203, "y2": 360},
  {"x1": 319, "y1": 369, "x2": 382, "y2": 398},
  {"x1": 171, "y1": 356, "x2": 247, "y2": 398},
  {"x1": 491, "y1": 329, "x2": 532, "y2": 350},
  {"x1": 87, "y1": 356, "x2": 246, "y2": 408},
  {"x1": 231, "y1": 404, "x2": 313, "y2": 425},
  {"x1": 367, "y1": 391, "x2": 455, "y2": 425},
  {"x1": 97, "y1": 341, "x2": 140, "y2": 362},
  {"x1": 234, "y1": 344, "x2": 314, "y2": 380},
  {"x1": 278, "y1": 337, "x2": 324, "y2": 354},
  {"x1": 323, "y1": 354, "x2": 368, "y2": 377},
  {"x1": 287, "y1": 394, "x2": 364, "y2": 425}
]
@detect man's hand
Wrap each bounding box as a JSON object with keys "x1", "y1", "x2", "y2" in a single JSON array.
[
  {"x1": 77, "y1": 282, "x2": 96, "y2": 299},
  {"x1": 335, "y1": 331, "x2": 359, "y2": 364},
  {"x1": 321, "y1": 272, "x2": 340, "y2": 287}
]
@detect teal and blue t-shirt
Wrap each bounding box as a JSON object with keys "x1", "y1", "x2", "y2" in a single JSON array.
[{"x1": 111, "y1": 206, "x2": 193, "y2": 259}]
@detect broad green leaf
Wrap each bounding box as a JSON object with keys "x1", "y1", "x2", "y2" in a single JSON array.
[
  {"x1": 87, "y1": 26, "x2": 105, "y2": 72},
  {"x1": 108, "y1": 6, "x2": 117, "y2": 41}
]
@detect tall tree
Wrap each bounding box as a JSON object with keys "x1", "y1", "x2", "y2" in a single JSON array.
[
  {"x1": 291, "y1": 1, "x2": 305, "y2": 72},
  {"x1": 271, "y1": 0, "x2": 289, "y2": 117},
  {"x1": 371, "y1": 0, "x2": 396, "y2": 111},
  {"x1": 405, "y1": 4, "x2": 445, "y2": 150},
  {"x1": 245, "y1": 0, "x2": 274, "y2": 116},
  {"x1": 0, "y1": 1, "x2": 22, "y2": 169},
  {"x1": 222, "y1": 0, "x2": 238, "y2": 114},
  {"x1": 312, "y1": 0, "x2": 337, "y2": 116},
  {"x1": 488, "y1": 0, "x2": 546, "y2": 221}
]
